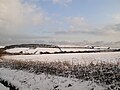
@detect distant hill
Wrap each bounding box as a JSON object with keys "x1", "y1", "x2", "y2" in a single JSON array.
[{"x1": 4, "y1": 44, "x2": 59, "y2": 50}]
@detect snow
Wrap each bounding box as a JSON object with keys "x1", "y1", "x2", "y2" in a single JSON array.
[
  {"x1": 0, "y1": 68, "x2": 104, "y2": 90},
  {"x1": 5, "y1": 47, "x2": 114, "y2": 54},
  {"x1": 5, "y1": 47, "x2": 96, "y2": 54},
  {"x1": 3, "y1": 52, "x2": 120, "y2": 65},
  {"x1": 6, "y1": 48, "x2": 61, "y2": 54},
  {"x1": 0, "y1": 83, "x2": 9, "y2": 90},
  {"x1": 6, "y1": 48, "x2": 29, "y2": 53},
  {"x1": 59, "y1": 45, "x2": 81, "y2": 47},
  {"x1": 94, "y1": 47, "x2": 109, "y2": 49},
  {"x1": 1, "y1": 46, "x2": 120, "y2": 90},
  {"x1": 0, "y1": 46, "x2": 5, "y2": 48},
  {"x1": 61, "y1": 48, "x2": 96, "y2": 52}
]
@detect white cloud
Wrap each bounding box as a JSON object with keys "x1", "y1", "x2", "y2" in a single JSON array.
[
  {"x1": 0, "y1": 0, "x2": 24, "y2": 32},
  {"x1": 66, "y1": 16, "x2": 94, "y2": 32},
  {"x1": 52, "y1": 0, "x2": 72, "y2": 6},
  {"x1": 113, "y1": 14, "x2": 120, "y2": 23},
  {"x1": 0, "y1": 0, "x2": 48, "y2": 35},
  {"x1": 52, "y1": 0, "x2": 72, "y2": 3},
  {"x1": 114, "y1": 15, "x2": 120, "y2": 20},
  {"x1": 102, "y1": 24, "x2": 120, "y2": 36},
  {"x1": 54, "y1": 16, "x2": 120, "y2": 41}
]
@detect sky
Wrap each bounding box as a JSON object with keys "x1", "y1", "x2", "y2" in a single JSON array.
[{"x1": 0, "y1": 0, "x2": 120, "y2": 45}]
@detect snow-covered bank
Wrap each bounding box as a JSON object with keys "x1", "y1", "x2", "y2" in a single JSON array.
[{"x1": 0, "y1": 68, "x2": 104, "y2": 90}]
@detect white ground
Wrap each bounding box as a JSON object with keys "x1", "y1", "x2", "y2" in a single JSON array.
[
  {"x1": 3, "y1": 52, "x2": 120, "y2": 65},
  {"x1": 0, "y1": 83, "x2": 9, "y2": 90},
  {"x1": 1, "y1": 46, "x2": 120, "y2": 89},
  {"x1": 6, "y1": 48, "x2": 61, "y2": 54},
  {"x1": 5, "y1": 47, "x2": 110, "y2": 54},
  {"x1": 0, "y1": 68, "x2": 105, "y2": 90},
  {"x1": 0, "y1": 46, "x2": 5, "y2": 48},
  {"x1": 61, "y1": 48, "x2": 96, "y2": 52}
]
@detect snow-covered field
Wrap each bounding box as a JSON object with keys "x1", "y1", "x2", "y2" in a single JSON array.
[
  {"x1": 60, "y1": 48, "x2": 96, "y2": 52},
  {"x1": 5, "y1": 47, "x2": 98, "y2": 54},
  {"x1": 3, "y1": 52, "x2": 120, "y2": 65},
  {"x1": 1, "y1": 46, "x2": 120, "y2": 90},
  {"x1": 0, "y1": 68, "x2": 104, "y2": 90},
  {"x1": 5, "y1": 46, "x2": 112, "y2": 54},
  {"x1": 6, "y1": 48, "x2": 61, "y2": 54},
  {"x1": 0, "y1": 46, "x2": 5, "y2": 48}
]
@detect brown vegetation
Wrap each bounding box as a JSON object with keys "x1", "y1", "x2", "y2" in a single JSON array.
[
  {"x1": 0, "y1": 59, "x2": 120, "y2": 89},
  {"x1": 0, "y1": 48, "x2": 5, "y2": 57}
]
